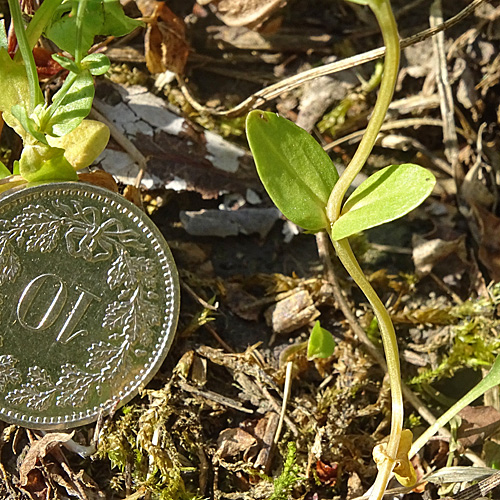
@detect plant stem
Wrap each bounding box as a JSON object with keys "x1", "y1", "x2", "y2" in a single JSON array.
[
  {"x1": 326, "y1": 0, "x2": 400, "y2": 223},
  {"x1": 8, "y1": 0, "x2": 44, "y2": 110},
  {"x1": 331, "y1": 237, "x2": 403, "y2": 499},
  {"x1": 327, "y1": 2, "x2": 403, "y2": 498},
  {"x1": 74, "y1": 0, "x2": 89, "y2": 64}
]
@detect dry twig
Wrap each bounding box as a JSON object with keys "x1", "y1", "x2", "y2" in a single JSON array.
[
  {"x1": 430, "y1": 0, "x2": 461, "y2": 183},
  {"x1": 179, "y1": 0, "x2": 488, "y2": 117}
]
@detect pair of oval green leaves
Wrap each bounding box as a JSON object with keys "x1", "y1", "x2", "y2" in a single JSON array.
[{"x1": 246, "y1": 110, "x2": 436, "y2": 240}]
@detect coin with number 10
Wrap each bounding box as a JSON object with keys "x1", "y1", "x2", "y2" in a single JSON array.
[{"x1": 0, "y1": 182, "x2": 180, "y2": 429}]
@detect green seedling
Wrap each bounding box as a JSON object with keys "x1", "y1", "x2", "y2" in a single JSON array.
[
  {"x1": 307, "y1": 320, "x2": 336, "y2": 361},
  {"x1": 0, "y1": 0, "x2": 141, "y2": 192},
  {"x1": 246, "y1": 0, "x2": 436, "y2": 498}
]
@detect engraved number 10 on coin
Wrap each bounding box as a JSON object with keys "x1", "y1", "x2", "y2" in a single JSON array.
[{"x1": 17, "y1": 273, "x2": 100, "y2": 344}]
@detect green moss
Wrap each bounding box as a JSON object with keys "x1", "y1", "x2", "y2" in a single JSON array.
[
  {"x1": 98, "y1": 390, "x2": 197, "y2": 500},
  {"x1": 270, "y1": 442, "x2": 302, "y2": 500},
  {"x1": 408, "y1": 292, "x2": 500, "y2": 387}
]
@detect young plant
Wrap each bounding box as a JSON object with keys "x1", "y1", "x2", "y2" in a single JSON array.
[
  {"x1": 246, "y1": 0, "x2": 436, "y2": 498},
  {"x1": 0, "y1": 0, "x2": 142, "y2": 192}
]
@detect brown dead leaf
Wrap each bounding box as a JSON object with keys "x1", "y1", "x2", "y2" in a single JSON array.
[
  {"x1": 45, "y1": 469, "x2": 80, "y2": 499},
  {"x1": 95, "y1": 81, "x2": 258, "y2": 199},
  {"x1": 33, "y1": 47, "x2": 64, "y2": 80},
  {"x1": 20, "y1": 433, "x2": 75, "y2": 486},
  {"x1": 202, "y1": 0, "x2": 287, "y2": 28},
  {"x1": 19, "y1": 432, "x2": 75, "y2": 499},
  {"x1": 123, "y1": 185, "x2": 144, "y2": 208},
  {"x1": 78, "y1": 170, "x2": 119, "y2": 192},
  {"x1": 217, "y1": 428, "x2": 257, "y2": 459},
  {"x1": 252, "y1": 413, "x2": 278, "y2": 471},
  {"x1": 174, "y1": 350, "x2": 196, "y2": 379},
  {"x1": 265, "y1": 289, "x2": 320, "y2": 334},
  {"x1": 458, "y1": 405, "x2": 500, "y2": 448},
  {"x1": 144, "y1": 3, "x2": 189, "y2": 75},
  {"x1": 225, "y1": 283, "x2": 263, "y2": 321},
  {"x1": 461, "y1": 161, "x2": 496, "y2": 210},
  {"x1": 469, "y1": 203, "x2": 500, "y2": 281},
  {"x1": 191, "y1": 353, "x2": 208, "y2": 387},
  {"x1": 407, "y1": 454, "x2": 426, "y2": 494},
  {"x1": 21, "y1": 472, "x2": 47, "y2": 500},
  {"x1": 427, "y1": 439, "x2": 449, "y2": 468},
  {"x1": 392, "y1": 306, "x2": 454, "y2": 325},
  {"x1": 316, "y1": 459, "x2": 338, "y2": 486}
]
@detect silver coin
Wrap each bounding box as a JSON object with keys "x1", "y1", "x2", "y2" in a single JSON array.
[{"x1": 0, "y1": 182, "x2": 179, "y2": 429}]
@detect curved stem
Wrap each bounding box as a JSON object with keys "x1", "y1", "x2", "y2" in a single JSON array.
[
  {"x1": 326, "y1": 0, "x2": 400, "y2": 223},
  {"x1": 332, "y1": 237, "x2": 402, "y2": 499}
]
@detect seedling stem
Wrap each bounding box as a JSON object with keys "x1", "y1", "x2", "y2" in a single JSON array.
[
  {"x1": 326, "y1": 0, "x2": 400, "y2": 222},
  {"x1": 245, "y1": 0, "x2": 435, "y2": 497},
  {"x1": 327, "y1": 2, "x2": 404, "y2": 498}
]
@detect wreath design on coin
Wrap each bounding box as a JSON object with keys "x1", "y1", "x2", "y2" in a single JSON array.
[{"x1": 0, "y1": 200, "x2": 161, "y2": 410}]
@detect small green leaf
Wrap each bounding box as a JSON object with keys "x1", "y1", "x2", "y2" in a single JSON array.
[
  {"x1": 45, "y1": 0, "x2": 143, "y2": 57},
  {"x1": 331, "y1": 163, "x2": 435, "y2": 240},
  {"x1": 0, "y1": 161, "x2": 10, "y2": 179},
  {"x1": 100, "y1": 0, "x2": 144, "y2": 36},
  {"x1": 47, "y1": 119, "x2": 110, "y2": 170},
  {"x1": 246, "y1": 110, "x2": 338, "y2": 232},
  {"x1": 42, "y1": 69, "x2": 94, "y2": 137},
  {"x1": 0, "y1": 48, "x2": 30, "y2": 138},
  {"x1": 51, "y1": 54, "x2": 80, "y2": 73},
  {"x1": 19, "y1": 144, "x2": 78, "y2": 182},
  {"x1": 81, "y1": 53, "x2": 111, "y2": 76},
  {"x1": 10, "y1": 104, "x2": 49, "y2": 144},
  {"x1": 45, "y1": 0, "x2": 98, "y2": 56},
  {"x1": 307, "y1": 321, "x2": 336, "y2": 360}
]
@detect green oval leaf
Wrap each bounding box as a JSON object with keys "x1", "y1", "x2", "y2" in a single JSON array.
[
  {"x1": 331, "y1": 163, "x2": 435, "y2": 240},
  {"x1": 47, "y1": 119, "x2": 110, "y2": 170},
  {"x1": 19, "y1": 145, "x2": 78, "y2": 183},
  {"x1": 43, "y1": 69, "x2": 94, "y2": 137},
  {"x1": 81, "y1": 53, "x2": 111, "y2": 76},
  {"x1": 307, "y1": 321, "x2": 336, "y2": 360},
  {"x1": 45, "y1": 0, "x2": 143, "y2": 57},
  {"x1": 0, "y1": 48, "x2": 30, "y2": 139},
  {"x1": 51, "y1": 54, "x2": 79, "y2": 73},
  {"x1": 246, "y1": 110, "x2": 338, "y2": 232},
  {"x1": 10, "y1": 104, "x2": 49, "y2": 144}
]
